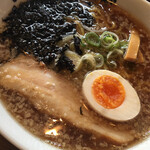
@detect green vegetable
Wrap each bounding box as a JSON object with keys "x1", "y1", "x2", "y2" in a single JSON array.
[
  {"x1": 119, "y1": 40, "x2": 129, "y2": 50},
  {"x1": 107, "y1": 49, "x2": 123, "y2": 60},
  {"x1": 100, "y1": 31, "x2": 119, "y2": 49},
  {"x1": 85, "y1": 32, "x2": 100, "y2": 47},
  {"x1": 68, "y1": 31, "x2": 129, "y2": 71},
  {"x1": 108, "y1": 60, "x2": 117, "y2": 68},
  {"x1": 80, "y1": 37, "x2": 87, "y2": 47},
  {"x1": 94, "y1": 53, "x2": 104, "y2": 68},
  {"x1": 107, "y1": 49, "x2": 124, "y2": 68},
  {"x1": 81, "y1": 54, "x2": 96, "y2": 70}
]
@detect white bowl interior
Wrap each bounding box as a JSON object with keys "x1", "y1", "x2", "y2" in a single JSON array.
[{"x1": 0, "y1": 0, "x2": 150, "y2": 150}]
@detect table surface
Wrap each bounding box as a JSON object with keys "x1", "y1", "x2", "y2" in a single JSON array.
[{"x1": 0, "y1": 134, "x2": 19, "y2": 150}]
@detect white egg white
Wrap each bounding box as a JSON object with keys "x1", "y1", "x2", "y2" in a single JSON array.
[{"x1": 82, "y1": 70, "x2": 141, "y2": 122}]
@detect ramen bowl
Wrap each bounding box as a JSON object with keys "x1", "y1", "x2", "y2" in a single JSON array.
[{"x1": 0, "y1": 0, "x2": 150, "y2": 150}]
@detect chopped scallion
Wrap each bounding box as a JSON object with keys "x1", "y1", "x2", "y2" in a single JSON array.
[
  {"x1": 100, "y1": 31, "x2": 119, "y2": 49},
  {"x1": 94, "y1": 53, "x2": 104, "y2": 68},
  {"x1": 80, "y1": 38, "x2": 88, "y2": 47},
  {"x1": 107, "y1": 49, "x2": 124, "y2": 60},
  {"x1": 85, "y1": 32, "x2": 101, "y2": 47},
  {"x1": 107, "y1": 49, "x2": 123, "y2": 68}
]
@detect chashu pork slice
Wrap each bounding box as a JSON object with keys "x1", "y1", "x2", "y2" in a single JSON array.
[{"x1": 0, "y1": 55, "x2": 135, "y2": 144}]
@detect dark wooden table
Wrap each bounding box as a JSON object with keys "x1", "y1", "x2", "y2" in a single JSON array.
[{"x1": 0, "y1": 134, "x2": 19, "y2": 150}]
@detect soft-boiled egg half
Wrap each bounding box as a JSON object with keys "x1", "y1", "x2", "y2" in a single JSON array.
[{"x1": 82, "y1": 70, "x2": 141, "y2": 121}]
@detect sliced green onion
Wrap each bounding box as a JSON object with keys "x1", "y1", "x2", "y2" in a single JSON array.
[
  {"x1": 94, "y1": 53, "x2": 104, "y2": 68},
  {"x1": 81, "y1": 54, "x2": 96, "y2": 70},
  {"x1": 104, "y1": 36, "x2": 115, "y2": 43},
  {"x1": 85, "y1": 32, "x2": 100, "y2": 47},
  {"x1": 111, "y1": 41, "x2": 120, "y2": 49},
  {"x1": 107, "y1": 49, "x2": 124, "y2": 60},
  {"x1": 107, "y1": 49, "x2": 123, "y2": 68},
  {"x1": 108, "y1": 60, "x2": 117, "y2": 68},
  {"x1": 80, "y1": 37, "x2": 87, "y2": 47},
  {"x1": 100, "y1": 31, "x2": 119, "y2": 49},
  {"x1": 111, "y1": 40, "x2": 129, "y2": 52},
  {"x1": 119, "y1": 40, "x2": 129, "y2": 50}
]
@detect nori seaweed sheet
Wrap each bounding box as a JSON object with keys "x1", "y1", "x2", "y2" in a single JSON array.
[{"x1": 0, "y1": 0, "x2": 94, "y2": 72}]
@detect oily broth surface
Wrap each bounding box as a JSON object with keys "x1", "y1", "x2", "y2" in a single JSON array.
[{"x1": 0, "y1": 1, "x2": 150, "y2": 150}]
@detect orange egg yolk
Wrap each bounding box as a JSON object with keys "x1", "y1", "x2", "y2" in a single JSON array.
[{"x1": 92, "y1": 75, "x2": 125, "y2": 109}]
